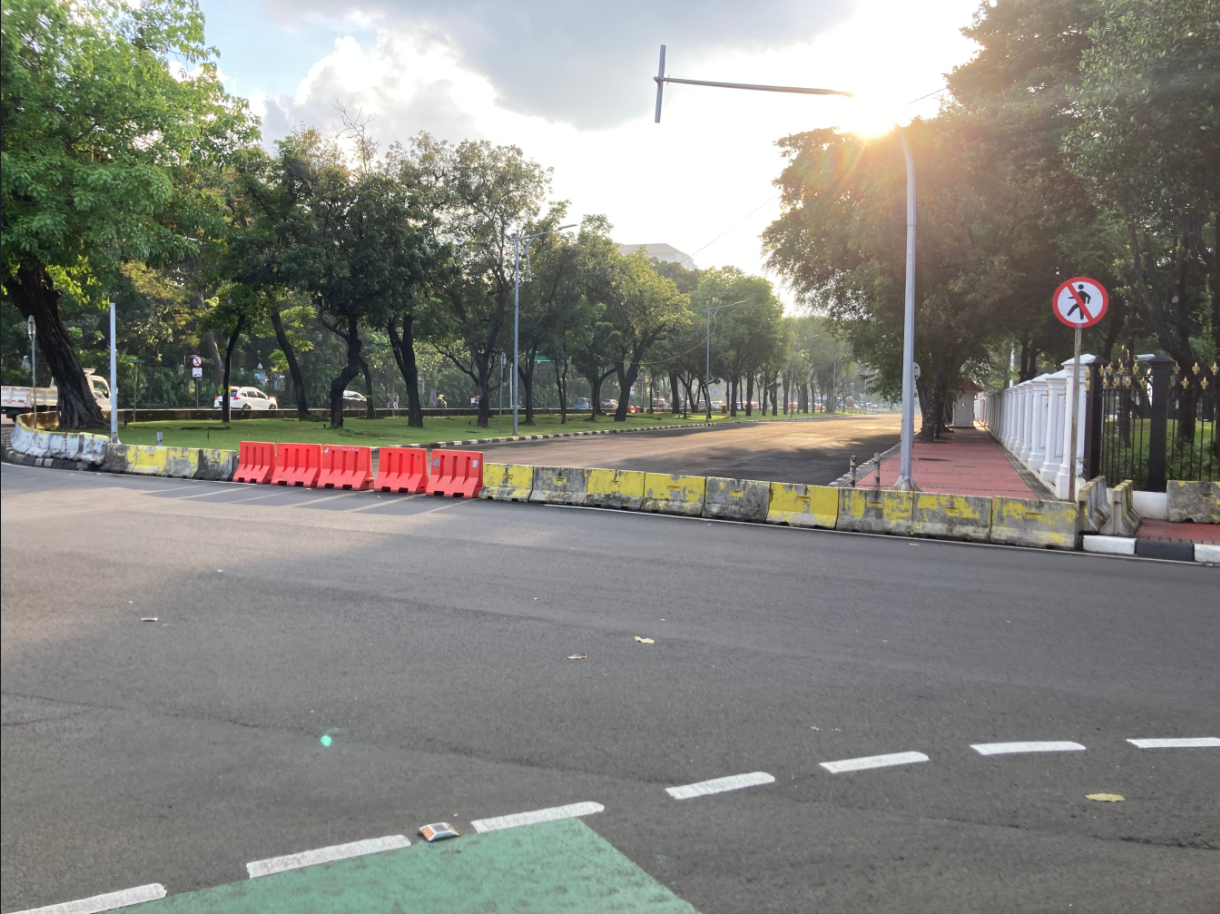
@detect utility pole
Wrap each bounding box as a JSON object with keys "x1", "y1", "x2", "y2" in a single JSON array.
[{"x1": 654, "y1": 46, "x2": 917, "y2": 488}]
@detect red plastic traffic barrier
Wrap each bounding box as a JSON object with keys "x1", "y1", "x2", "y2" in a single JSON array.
[
  {"x1": 425, "y1": 449, "x2": 483, "y2": 498},
  {"x1": 270, "y1": 442, "x2": 322, "y2": 487},
  {"x1": 374, "y1": 446, "x2": 428, "y2": 493},
  {"x1": 233, "y1": 440, "x2": 276, "y2": 484},
  {"x1": 318, "y1": 444, "x2": 373, "y2": 491}
]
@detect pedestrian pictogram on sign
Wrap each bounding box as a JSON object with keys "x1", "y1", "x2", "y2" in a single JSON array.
[{"x1": 1053, "y1": 277, "x2": 1108, "y2": 329}]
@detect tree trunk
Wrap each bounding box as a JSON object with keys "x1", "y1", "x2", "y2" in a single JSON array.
[
  {"x1": 221, "y1": 314, "x2": 246, "y2": 424},
  {"x1": 387, "y1": 316, "x2": 424, "y2": 428},
  {"x1": 745, "y1": 374, "x2": 754, "y2": 417},
  {"x1": 518, "y1": 353, "x2": 537, "y2": 425},
  {"x1": 729, "y1": 375, "x2": 737, "y2": 417},
  {"x1": 359, "y1": 357, "x2": 377, "y2": 418},
  {"x1": 917, "y1": 361, "x2": 949, "y2": 443},
  {"x1": 203, "y1": 330, "x2": 223, "y2": 388},
  {"x1": 585, "y1": 372, "x2": 604, "y2": 420},
  {"x1": 669, "y1": 372, "x2": 681, "y2": 414},
  {"x1": 475, "y1": 350, "x2": 493, "y2": 428},
  {"x1": 614, "y1": 360, "x2": 640, "y2": 422},
  {"x1": 270, "y1": 306, "x2": 310, "y2": 419},
  {"x1": 824, "y1": 369, "x2": 836, "y2": 414},
  {"x1": 555, "y1": 359, "x2": 568, "y2": 424},
  {"x1": 9, "y1": 265, "x2": 105, "y2": 429},
  {"x1": 328, "y1": 318, "x2": 363, "y2": 429}
]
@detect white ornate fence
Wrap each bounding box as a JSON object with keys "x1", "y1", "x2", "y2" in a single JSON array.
[{"x1": 975, "y1": 355, "x2": 1099, "y2": 500}]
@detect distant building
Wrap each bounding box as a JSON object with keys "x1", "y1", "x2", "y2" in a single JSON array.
[{"x1": 617, "y1": 242, "x2": 695, "y2": 270}]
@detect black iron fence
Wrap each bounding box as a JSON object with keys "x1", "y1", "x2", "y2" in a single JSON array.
[{"x1": 1094, "y1": 353, "x2": 1218, "y2": 491}]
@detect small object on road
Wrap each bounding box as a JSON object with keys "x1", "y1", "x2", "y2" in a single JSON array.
[
  {"x1": 634, "y1": 636, "x2": 655, "y2": 644},
  {"x1": 1086, "y1": 793, "x2": 1124, "y2": 802},
  {"x1": 567, "y1": 653, "x2": 587, "y2": 660},
  {"x1": 140, "y1": 617, "x2": 159, "y2": 622},
  {"x1": 419, "y1": 822, "x2": 459, "y2": 842}
]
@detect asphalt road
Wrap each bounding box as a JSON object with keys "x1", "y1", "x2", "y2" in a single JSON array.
[
  {"x1": 476, "y1": 413, "x2": 902, "y2": 483},
  {"x1": 2, "y1": 463, "x2": 1218, "y2": 913}
]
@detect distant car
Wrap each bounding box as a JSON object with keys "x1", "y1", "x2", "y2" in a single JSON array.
[
  {"x1": 628, "y1": 404, "x2": 640, "y2": 414},
  {"x1": 341, "y1": 389, "x2": 367, "y2": 409},
  {"x1": 600, "y1": 399, "x2": 618, "y2": 412},
  {"x1": 651, "y1": 397, "x2": 669, "y2": 410},
  {"x1": 573, "y1": 397, "x2": 592, "y2": 410},
  {"x1": 214, "y1": 386, "x2": 277, "y2": 410}
]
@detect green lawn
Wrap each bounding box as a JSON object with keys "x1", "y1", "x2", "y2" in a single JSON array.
[{"x1": 115, "y1": 411, "x2": 827, "y2": 450}]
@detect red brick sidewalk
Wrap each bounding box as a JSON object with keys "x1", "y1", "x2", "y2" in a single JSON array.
[
  {"x1": 1135, "y1": 519, "x2": 1220, "y2": 544},
  {"x1": 873, "y1": 427, "x2": 1042, "y2": 498}
]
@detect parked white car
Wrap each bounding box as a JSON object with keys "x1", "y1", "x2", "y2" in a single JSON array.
[{"x1": 214, "y1": 386, "x2": 278, "y2": 411}]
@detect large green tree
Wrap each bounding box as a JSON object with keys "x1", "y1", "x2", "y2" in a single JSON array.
[{"x1": 1, "y1": 0, "x2": 255, "y2": 426}]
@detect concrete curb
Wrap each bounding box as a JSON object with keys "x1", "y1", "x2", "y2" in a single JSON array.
[{"x1": 1083, "y1": 534, "x2": 1218, "y2": 564}]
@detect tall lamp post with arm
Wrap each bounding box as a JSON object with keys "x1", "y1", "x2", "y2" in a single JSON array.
[
  {"x1": 512, "y1": 223, "x2": 576, "y2": 436},
  {"x1": 653, "y1": 46, "x2": 918, "y2": 489}
]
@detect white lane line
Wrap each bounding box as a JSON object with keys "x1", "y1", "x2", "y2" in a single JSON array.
[
  {"x1": 471, "y1": 801, "x2": 604, "y2": 833},
  {"x1": 666, "y1": 771, "x2": 775, "y2": 800},
  {"x1": 820, "y1": 751, "x2": 929, "y2": 774},
  {"x1": 971, "y1": 741, "x2": 1086, "y2": 756},
  {"x1": 1128, "y1": 737, "x2": 1220, "y2": 749},
  {"x1": 9, "y1": 884, "x2": 167, "y2": 914},
  {"x1": 246, "y1": 835, "x2": 410, "y2": 878}
]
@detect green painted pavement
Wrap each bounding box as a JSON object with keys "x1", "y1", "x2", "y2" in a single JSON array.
[{"x1": 129, "y1": 819, "x2": 700, "y2": 913}]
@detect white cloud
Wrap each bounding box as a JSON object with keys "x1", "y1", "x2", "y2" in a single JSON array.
[{"x1": 250, "y1": 0, "x2": 981, "y2": 308}]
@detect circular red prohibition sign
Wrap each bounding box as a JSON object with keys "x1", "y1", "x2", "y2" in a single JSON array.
[{"x1": 1052, "y1": 276, "x2": 1108, "y2": 329}]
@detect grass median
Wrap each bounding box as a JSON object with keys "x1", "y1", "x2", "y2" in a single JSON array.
[{"x1": 114, "y1": 411, "x2": 800, "y2": 450}]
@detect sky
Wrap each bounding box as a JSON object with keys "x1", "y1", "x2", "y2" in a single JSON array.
[{"x1": 199, "y1": 0, "x2": 984, "y2": 308}]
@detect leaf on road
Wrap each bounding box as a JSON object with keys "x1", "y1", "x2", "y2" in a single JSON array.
[
  {"x1": 567, "y1": 653, "x2": 587, "y2": 660},
  {"x1": 140, "y1": 617, "x2": 159, "y2": 622},
  {"x1": 634, "y1": 636, "x2": 655, "y2": 644},
  {"x1": 1086, "y1": 793, "x2": 1125, "y2": 802}
]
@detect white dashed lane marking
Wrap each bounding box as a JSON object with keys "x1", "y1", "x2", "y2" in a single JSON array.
[
  {"x1": 971, "y1": 741, "x2": 1086, "y2": 755},
  {"x1": 666, "y1": 771, "x2": 775, "y2": 800},
  {"x1": 820, "y1": 751, "x2": 929, "y2": 774},
  {"x1": 9, "y1": 883, "x2": 167, "y2": 914},
  {"x1": 471, "y1": 801, "x2": 605, "y2": 833},
  {"x1": 246, "y1": 835, "x2": 410, "y2": 878},
  {"x1": 1128, "y1": 737, "x2": 1220, "y2": 749}
]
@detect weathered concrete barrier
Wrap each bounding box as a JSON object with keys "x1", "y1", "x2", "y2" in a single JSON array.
[
  {"x1": 10, "y1": 414, "x2": 107, "y2": 465},
  {"x1": 1076, "y1": 477, "x2": 1111, "y2": 534},
  {"x1": 989, "y1": 496, "x2": 1078, "y2": 549},
  {"x1": 528, "y1": 466, "x2": 590, "y2": 506},
  {"x1": 586, "y1": 468, "x2": 646, "y2": 510},
  {"x1": 641, "y1": 473, "x2": 706, "y2": 516},
  {"x1": 910, "y1": 492, "x2": 992, "y2": 542},
  {"x1": 103, "y1": 443, "x2": 237, "y2": 480},
  {"x1": 766, "y1": 483, "x2": 839, "y2": 529},
  {"x1": 479, "y1": 463, "x2": 534, "y2": 501},
  {"x1": 836, "y1": 489, "x2": 914, "y2": 535},
  {"x1": 1101, "y1": 479, "x2": 1141, "y2": 536},
  {"x1": 703, "y1": 476, "x2": 770, "y2": 522},
  {"x1": 1165, "y1": 480, "x2": 1220, "y2": 524}
]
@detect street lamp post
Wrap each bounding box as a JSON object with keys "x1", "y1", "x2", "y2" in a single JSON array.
[
  {"x1": 109, "y1": 301, "x2": 118, "y2": 443},
  {"x1": 705, "y1": 300, "x2": 745, "y2": 421},
  {"x1": 654, "y1": 46, "x2": 917, "y2": 489},
  {"x1": 513, "y1": 223, "x2": 576, "y2": 436}
]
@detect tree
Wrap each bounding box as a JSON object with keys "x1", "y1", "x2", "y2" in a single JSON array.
[
  {"x1": 400, "y1": 134, "x2": 555, "y2": 428},
  {"x1": 693, "y1": 268, "x2": 783, "y2": 417},
  {"x1": 1, "y1": 0, "x2": 256, "y2": 427},
  {"x1": 604, "y1": 252, "x2": 689, "y2": 421},
  {"x1": 1067, "y1": 0, "x2": 1218, "y2": 443}
]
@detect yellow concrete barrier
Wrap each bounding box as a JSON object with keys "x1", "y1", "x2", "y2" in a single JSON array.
[
  {"x1": 528, "y1": 466, "x2": 589, "y2": 506},
  {"x1": 480, "y1": 463, "x2": 533, "y2": 501},
  {"x1": 910, "y1": 493, "x2": 993, "y2": 542},
  {"x1": 586, "y1": 468, "x2": 646, "y2": 510},
  {"x1": 641, "y1": 473, "x2": 706, "y2": 516},
  {"x1": 835, "y1": 488, "x2": 913, "y2": 535},
  {"x1": 703, "y1": 476, "x2": 770, "y2": 521},
  {"x1": 103, "y1": 444, "x2": 237, "y2": 479},
  {"x1": 989, "y1": 497, "x2": 1079, "y2": 549},
  {"x1": 766, "y1": 483, "x2": 839, "y2": 529}
]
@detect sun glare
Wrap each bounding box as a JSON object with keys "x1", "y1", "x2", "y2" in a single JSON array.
[{"x1": 838, "y1": 100, "x2": 900, "y2": 138}]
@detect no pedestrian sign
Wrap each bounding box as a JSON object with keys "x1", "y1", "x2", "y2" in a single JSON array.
[
  {"x1": 1053, "y1": 277, "x2": 1108, "y2": 329},
  {"x1": 190, "y1": 354, "x2": 203, "y2": 378}
]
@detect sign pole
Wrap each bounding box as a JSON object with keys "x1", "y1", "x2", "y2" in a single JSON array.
[
  {"x1": 27, "y1": 315, "x2": 36, "y2": 420},
  {"x1": 1068, "y1": 325, "x2": 1082, "y2": 503},
  {"x1": 109, "y1": 301, "x2": 118, "y2": 443}
]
